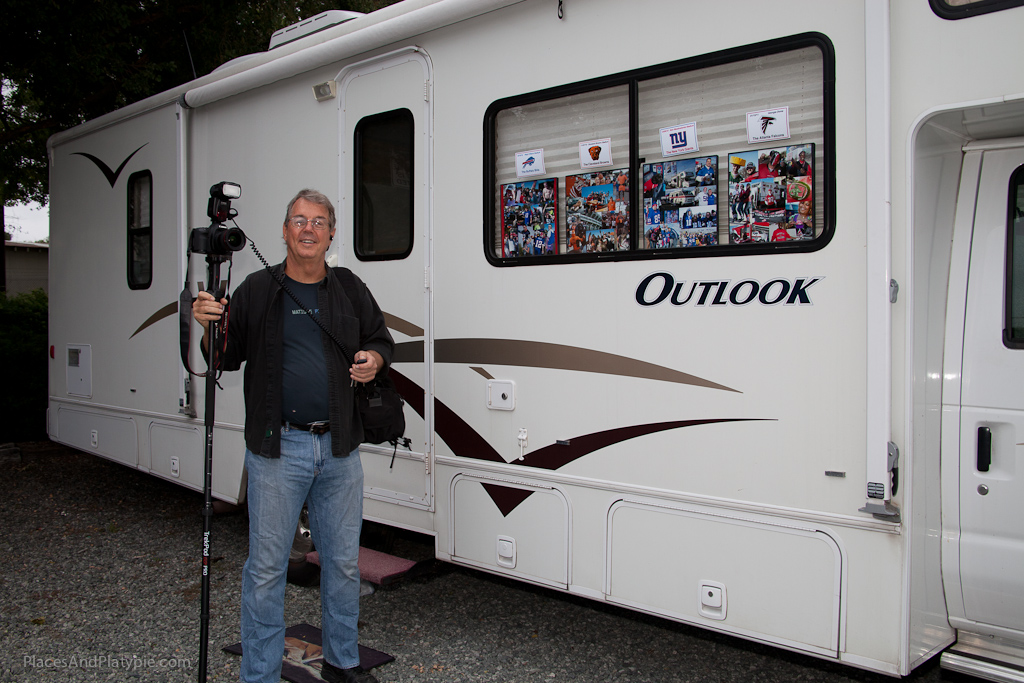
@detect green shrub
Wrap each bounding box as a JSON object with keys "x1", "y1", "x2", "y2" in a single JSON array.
[{"x1": 0, "y1": 289, "x2": 49, "y2": 442}]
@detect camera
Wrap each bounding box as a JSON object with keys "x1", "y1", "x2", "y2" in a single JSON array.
[{"x1": 189, "y1": 182, "x2": 246, "y2": 255}]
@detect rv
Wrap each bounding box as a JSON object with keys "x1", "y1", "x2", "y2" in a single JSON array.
[{"x1": 46, "y1": 0, "x2": 1024, "y2": 678}]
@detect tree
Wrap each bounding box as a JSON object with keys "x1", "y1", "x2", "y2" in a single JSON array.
[
  {"x1": 0, "y1": 288, "x2": 48, "y2": 441},
  {"x1": 0, "y1": 0, "x2": 397, "y2": 289}
]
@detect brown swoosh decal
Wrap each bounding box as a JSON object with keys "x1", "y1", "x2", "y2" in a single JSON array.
[
  {"x1": 384, "y1": 313, "x2": 424, "y2": 338},
  {"x1": 392, "y1": 338, "x2": 737, "y2": 392},
  {"x1": 387, "y1": 368, "x2": 759, "y2": 516},
  {"x1": 482, "y1": 483, "x2": 534, "y2": 517},
  {"x1": 517, "y1": 419, "x2": 765, "y2": 471},
  {"x1": 393, "y1": 341, "x2": 424, "y2": 363},
  {"x1": 131, "y1": 301, "x2": 178, "y2": 338},
  {"x1": 488, "y1": 418, "x2": 765, "y2": 515},
  {"x1": 468, "y1": 420, "x2": 769, "y2": 516},
  {"x1": 389, "y1": 367, "x2": 425, "y2": 418},
  {"x1": 72, "y1": 143, "x2": 148, "y2": 188},
  {"x1": 471, "y1": 367, "x2": 494, "y2": 379}
]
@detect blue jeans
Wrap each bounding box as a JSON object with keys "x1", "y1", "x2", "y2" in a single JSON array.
[{"x1": 240, "y1": 427, "x2": 364, "y2": 683}]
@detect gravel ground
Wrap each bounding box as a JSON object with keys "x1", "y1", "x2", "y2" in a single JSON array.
[{"x1": 0, "y1": 442, "x2": 965, "y2": 683}]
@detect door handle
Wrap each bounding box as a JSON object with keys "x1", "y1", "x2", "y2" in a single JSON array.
[{"x1": 977, "y1": 426, "x2": 992, "y2": 473}]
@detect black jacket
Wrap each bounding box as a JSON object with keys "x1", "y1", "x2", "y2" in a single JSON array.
[{"x1": 219, "y1": 262, "x2": 394, "y2": 458}]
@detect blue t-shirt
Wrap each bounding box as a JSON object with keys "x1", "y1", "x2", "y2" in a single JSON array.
[{"x1": 281, "y1": 277, "x2": 330, "y2": 424}]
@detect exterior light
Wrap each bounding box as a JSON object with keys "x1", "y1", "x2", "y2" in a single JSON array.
[{"x1": 313, "y1": 81, "x2": 337, "y2": 102}]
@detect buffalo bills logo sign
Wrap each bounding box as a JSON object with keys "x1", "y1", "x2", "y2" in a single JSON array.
[{"x1": 514, "y1": 148, "x2": 546, "y2": 178}]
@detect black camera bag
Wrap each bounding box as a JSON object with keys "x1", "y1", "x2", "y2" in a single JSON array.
[{"x1": 354, "y1": 374, "x2": 406, "y2": 445}]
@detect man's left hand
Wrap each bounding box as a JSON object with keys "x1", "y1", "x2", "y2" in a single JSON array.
[{"x1": 350, "y1": 350, "x2": 382, "y2": 384}]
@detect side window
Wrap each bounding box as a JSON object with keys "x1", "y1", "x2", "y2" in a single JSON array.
[
  {"x1": 930, "y1": 0, "x2": 1024, "y2": 19},
  {"x1": 354, "y1": 108, "x2": 414, "y2": 260},
  {"x1": 127, "y1": 170, "x2": 152, "y2": 290},
  {"x1": 1005, "y1": 166, "x2": 1024, "y2": 347},
  {"x1": 485, "y1": 35, "x2": 833, "y2": 265},
  {"x1": 492, "y1": 86, "x2": 629, "y2": 257}
]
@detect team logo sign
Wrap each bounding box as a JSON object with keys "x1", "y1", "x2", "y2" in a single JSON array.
[
  {"x1": 578, "y1": 137, "x2": 613, "y2": 169},
  {"x1": 515, "y1": 148, "x2": 547, "y2": 178},
  {"x1": 659, "y1": 122, "x2": 699, "y2": 157},
  {"x1": 746, "y1": 107, "x2": 790, "y2": 143}
]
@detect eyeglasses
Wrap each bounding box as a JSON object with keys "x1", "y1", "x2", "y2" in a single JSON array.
[{"x1": 287, "y1": 216, "x2": 329, "y2": 230}]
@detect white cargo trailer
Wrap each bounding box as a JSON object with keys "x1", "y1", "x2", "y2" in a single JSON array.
[{"x1": 46, "y1": 0, "x2": 1024, "y2": 678}]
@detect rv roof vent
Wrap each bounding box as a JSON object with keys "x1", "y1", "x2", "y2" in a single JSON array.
[{"x1": 269, "y1": 10, "x2": 363, "y2": 51}]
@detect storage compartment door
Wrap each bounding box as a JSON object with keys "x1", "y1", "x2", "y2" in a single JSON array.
[
  {"x1": 607, "y1": 501, "x2": 843, "y2": 658},
  {"x1": 450, "y1": 475, "x2": 569, "y2": 588}
]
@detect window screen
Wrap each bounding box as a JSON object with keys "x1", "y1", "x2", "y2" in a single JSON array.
[
  {"x1": 486, "y1": 34, "x2": 832, "y2": 265},
  {"x1": 354, "y1": 109, "x2": 414, "y2": 260},
  {"x1": 127, "y1": 170, "x2": 152, "y2": 290}
]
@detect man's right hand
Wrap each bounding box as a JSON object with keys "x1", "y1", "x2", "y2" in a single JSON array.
[{"x1": 192, "y1": 290, "x2": 227, "y2": 332}]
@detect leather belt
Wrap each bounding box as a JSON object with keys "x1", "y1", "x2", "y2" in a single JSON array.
[{"x1": 283, "y1": 420, "x2": 330, "y2": 435}]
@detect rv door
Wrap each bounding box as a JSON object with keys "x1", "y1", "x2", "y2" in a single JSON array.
[
  {"x1": 337, "y1": 49, "x2": 433, "y2": 512},
  {"x1": 947, "y1": 143, "x2": 1024, "y2": 636}
]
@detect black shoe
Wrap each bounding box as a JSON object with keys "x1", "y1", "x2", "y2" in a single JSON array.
[{"x1": 320, "y1": 660, "x2": 378, "y2": 683}]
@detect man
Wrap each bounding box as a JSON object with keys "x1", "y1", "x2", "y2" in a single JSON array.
[
  {"x1": 193, "y1": 189, "x2": 393, "y2": 683},
  {"x1": 695, "y1": 157, "x2": 715, "y2": 185},
  {"x1": 788, "y1": 149, "x2": 812, "y2": 178},
  {"x1": 532, "y1": 228, "x2": 546, "y2": 255},
  {"x1": 772, "y1": 223, "x2": 791, "y2": 242},
  {"x1": 568, "y1": 229, "x2": 584, "y2": 252}
]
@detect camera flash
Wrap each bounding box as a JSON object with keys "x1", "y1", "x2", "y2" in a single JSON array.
[{"x1": 210, "y1": 181, "x2": 241, "y2": 199}]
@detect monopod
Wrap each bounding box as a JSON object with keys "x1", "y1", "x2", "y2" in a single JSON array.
[{"x1": 180, "y1": 181, "x2": 245, "y2": 683}]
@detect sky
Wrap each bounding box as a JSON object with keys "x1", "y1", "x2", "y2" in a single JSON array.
[{"x1": 4, "y1": 201, "x2": 49, "y2": 242}]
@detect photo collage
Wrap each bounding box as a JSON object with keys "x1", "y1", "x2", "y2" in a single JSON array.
[
  {"x1": 565, "y1": 169, "x2": 630, "y2": 253},
  {"x1": 642, "y1": 156, "x2": 719, "y2": 249},
  {"x1": 727, "y1": 143, "x2": 814, "y2": 244},
  {"x1": 499, "y1": 144, "x2": 814, "y2": 258},
  {"x1": 500, "y1": 178, "x2": 558, "y2": 257}
]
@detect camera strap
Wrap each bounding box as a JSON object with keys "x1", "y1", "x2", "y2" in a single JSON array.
[
  {"x1": 179, "y1": 246, "x2": 233, "y2": 380},
  {"x1": 248, "y1": 240, "x2": 356, "y2": 366}
]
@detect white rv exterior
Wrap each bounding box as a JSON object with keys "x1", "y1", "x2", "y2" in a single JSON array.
[{"x1": 46, "y1": 0, "x2": 1024, "y2": 678}]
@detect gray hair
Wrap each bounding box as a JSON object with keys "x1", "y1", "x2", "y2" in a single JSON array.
[{"x1": 284, "y1": 189, "x2": 336, "y2": 231}]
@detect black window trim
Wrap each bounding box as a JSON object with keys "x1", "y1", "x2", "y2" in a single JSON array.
[
  {"x1": 353, "y1": 107, "x2": 415, "y2": 262},
  {"x1": 930, "y1": 0, "x2": 1024, "y2": 20},
  {"x1": 126, "y1": 169, "x2": 152, "y2": 290},
  {"x1": 1003, "y1": 163, "x2": 1024, "y2": 349},
  {"x1": 483, "y1": 32, "x2": 836, "y2": 267}
]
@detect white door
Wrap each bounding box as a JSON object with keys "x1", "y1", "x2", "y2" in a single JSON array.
[
  {"x1": 955, "y1": 144, "x2": 1024, "y2": 634},
  {"x1": 338, "y1": 49, "x2": 433, "y2": 510}
]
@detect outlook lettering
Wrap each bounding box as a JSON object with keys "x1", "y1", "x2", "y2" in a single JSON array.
[{"x1": 636, "y1": 272, "x2": 823, "y2": 307}]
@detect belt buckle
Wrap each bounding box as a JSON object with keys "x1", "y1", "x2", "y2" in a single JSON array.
[{"x1": 308, "y1": 421, "x2": 329, "y2": 435}]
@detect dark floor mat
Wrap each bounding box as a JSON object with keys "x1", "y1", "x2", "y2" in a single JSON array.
[{"x1": 223, "y1": 623, "x2": 392, "y2": 682}]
